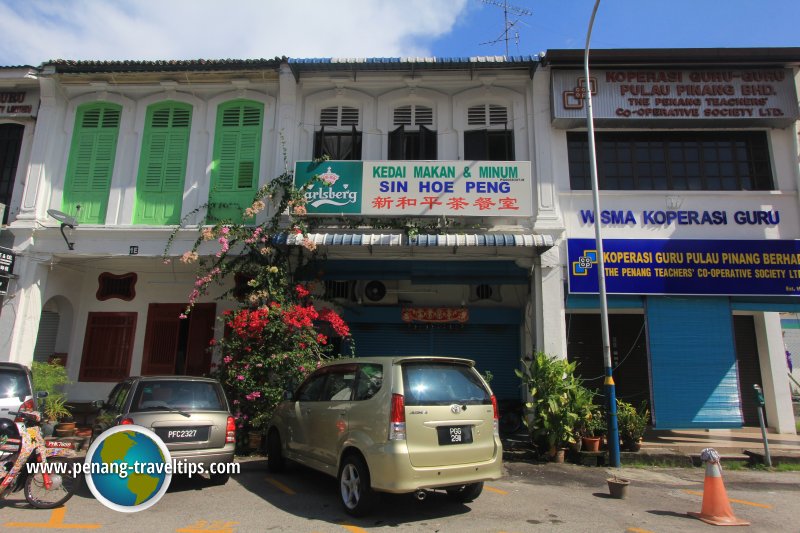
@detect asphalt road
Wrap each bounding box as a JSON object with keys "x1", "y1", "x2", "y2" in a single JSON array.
[{"x1": 2, "y1": 457, "x2": 798, "y2": 532}]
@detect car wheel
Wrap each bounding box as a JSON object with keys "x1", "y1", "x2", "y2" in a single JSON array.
[
  {"x1": 338, "y1": 454, "x2": 376, "y2": 516},
  {"x1": 266, "y1": 430, "x2": 285, "y2": 473},
  {"x1": 208, "y1": 472, "x2": 230, "y2": 485},
  {"x1": 446, "y1": 482, "x2": 484, "y2": 503}
]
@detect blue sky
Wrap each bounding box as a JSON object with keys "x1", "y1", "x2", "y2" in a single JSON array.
[{"x1": 0, "y1": 0, "x2": 797, "y2": 66}]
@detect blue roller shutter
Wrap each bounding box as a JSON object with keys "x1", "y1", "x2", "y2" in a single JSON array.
[
  {"x1": 647, "y1": 296, "x2": 743, "y2": 428},
  {"x1": 349, "y1": 323, "x2": 520, "y2": 399}
]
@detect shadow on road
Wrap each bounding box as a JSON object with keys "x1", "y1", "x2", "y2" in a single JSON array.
[{"x1": 233, "y1": 456, "x2": 473, "y2": 528}]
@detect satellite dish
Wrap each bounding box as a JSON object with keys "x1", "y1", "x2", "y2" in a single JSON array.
[
  {"x1": 47, "y1": 209, "x2": 78, "y2": 228},
  {"x1": 47, "y1": 208, "x2": 80, "y2": 250}
]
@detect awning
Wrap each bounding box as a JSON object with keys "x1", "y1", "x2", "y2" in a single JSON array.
[{"x1": 276, "y1": 232, "x2": 554, "y2": 250}]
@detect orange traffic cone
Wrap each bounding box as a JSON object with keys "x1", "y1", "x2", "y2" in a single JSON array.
[{"x1": 688, "y1": 448, "x2": 750, "y2": 526}]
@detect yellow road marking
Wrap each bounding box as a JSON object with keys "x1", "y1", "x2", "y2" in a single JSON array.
[
  {"x1": 4, "y1": 507, "x2": 101, "y2": 529},
  {"x1": 176, "y1": 519, "x2": 239, "y2": 532},
  {"x1": 683, "y1": 489, "x2": 773, "y2": 509},
  {"x1": 627, "y1": 528, "x2": 655, "y2": 533},
  {"x1": 340, "y1": 525, "x2": 369, "y2": 533},
  {"x1": 485, "y1": 485, "x2": 509, "y2": 495},
  {"x1": 265, "y1": 476, "x2": 296, "y2": 495}
]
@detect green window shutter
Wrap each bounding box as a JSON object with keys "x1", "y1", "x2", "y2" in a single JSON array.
[
  {"x1": 134, "y1": 102, "x2": 192, "y2": 225},
  {"x1": 62, "y1": 103, "x2": 122, "y2": 224},
  {"x1": 208, "y1": 100, "x2": 264, "y2": 223}
]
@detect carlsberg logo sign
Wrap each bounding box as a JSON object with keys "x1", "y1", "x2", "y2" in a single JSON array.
[{"x1": 294, "y1": 161, "x2": 363, "y2": 214}]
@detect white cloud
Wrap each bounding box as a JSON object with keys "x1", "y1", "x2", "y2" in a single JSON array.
[{"x1": 0, "y1": 0, "x2": 469, "y2": 65}]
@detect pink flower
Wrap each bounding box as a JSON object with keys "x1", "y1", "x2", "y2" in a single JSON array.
[
  {"x1": 223, "y1": 356, "x2": 233, "y2": 363},
  {"x1": 178, "y1": 314, "x2": 187, "y2": 320},
  {"x1": 220, "y1": 226, "x2": 230, "y2": 235},
  {"x1": 237, "y1": 375, "x2": 245, "y2": 381}
]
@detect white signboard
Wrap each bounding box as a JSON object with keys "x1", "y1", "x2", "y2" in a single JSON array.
[
  {"x1": 296, "y1": 160, "x2": 532, "y2": 217},
  {"x1": 0, "y1": 90, "x2": 38, "y2": 118},
  {"x1": 551, "y1": 69, "x2": 798, "y2": 128}
]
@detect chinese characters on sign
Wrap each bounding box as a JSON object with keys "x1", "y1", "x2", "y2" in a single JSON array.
[
  {"x1": 294, "y1": 161, "x2": 532, "y2": 217},
  {"x1": 568, "y1": 239, "x2": 800, "y2": 297},
  {"x1": 401, "y1": 307, "x2": 469, "y2": 324},
  {"x1": 0, "y1": 250, "x2": 14, "y2": 296}
]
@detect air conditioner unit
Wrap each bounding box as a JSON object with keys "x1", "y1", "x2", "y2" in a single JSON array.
[
  {"x1": 469, "y1": 284, "x2": 502, "y2": 302},
  {"x1": 356, "y1": 280, "x2": 398, "y2": 305}
]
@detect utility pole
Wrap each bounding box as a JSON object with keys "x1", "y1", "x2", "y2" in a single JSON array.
[
  {"x1": 480, "y1": 0, "x2": 532, "y2": 57},
  {"x1": 584, "y1": 0, "x2": 620, "y2": 468}
]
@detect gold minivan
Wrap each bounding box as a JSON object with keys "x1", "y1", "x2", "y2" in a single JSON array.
[{"x1": 266, "y1": 356, "x2": 503, "y2": 515}]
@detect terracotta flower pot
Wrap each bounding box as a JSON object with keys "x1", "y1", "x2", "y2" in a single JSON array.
[
  {"x1": 248, "y1": 431, "x2": 263, "y2": 451},
  {"x1": 581, "y1": 436, "x2": 601, "y2": 452}
]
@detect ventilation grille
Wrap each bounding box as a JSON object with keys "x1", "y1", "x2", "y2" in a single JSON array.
[
  {"x1": 393, "y1": 105, "x2": 433, "y2": 126},
  {"x1": 468, "y1": 104, "x2": 508, "y2": 126},
  {"x1": 82, "y1": 107, "x2": 121, "y2": 129},
  {"x1": 320, "y1": 106, "x2": 360, "y2": 127},
  {"x1": 324, "y1": 280, "x2": 353, "y2": 300}
]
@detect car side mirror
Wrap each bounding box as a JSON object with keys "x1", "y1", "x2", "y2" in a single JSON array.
[
  {"x1": 282, "y1": 390, "x2": 295, "y2": 401},
  {"x1": 91, "y1": 399, "x2": 105, "y2": 410}
]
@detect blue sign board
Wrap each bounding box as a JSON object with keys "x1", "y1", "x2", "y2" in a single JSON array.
[{"x1": 567, "y1": 239, "x2": 800, "y2": 296}]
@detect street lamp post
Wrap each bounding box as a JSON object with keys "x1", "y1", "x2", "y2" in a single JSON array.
[{"x1": 584, "y1": 0, "x2": 620, "y2": 468}]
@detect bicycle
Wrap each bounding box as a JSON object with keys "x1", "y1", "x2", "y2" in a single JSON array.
[{"x1": 0, "y1": 409, "x2": 81, "y2": 508}]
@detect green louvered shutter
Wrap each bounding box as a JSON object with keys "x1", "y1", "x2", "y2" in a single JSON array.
[
  {"x1": 133, "y1": 102, "x2": 192, "y2": 225},
  {"x1": 62, "y1": 103, "x2": 121, "y2": 224},
  {"x1": 208, "y1": 100, "x2": 264, "y2": 223}
]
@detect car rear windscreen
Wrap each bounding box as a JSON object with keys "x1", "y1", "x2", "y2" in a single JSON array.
[
  {"x1": 133, "y1": 381, "x2": 227, "y2": 411},
  {"x1": 401, "y1": 362, "x2": 491, "y2": 406},
  {"x1": 0, "y1": 369, "x2": 31, "y2": 399}
]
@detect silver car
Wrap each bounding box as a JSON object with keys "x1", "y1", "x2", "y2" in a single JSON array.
[
  {"x1": 0, "y1": 362, "x2": 35, "y2": 426},
  {"x1": 92, "y1": 376, "x2": 235, "y2": 484},
  {"x1": 267, "y1": 356, "x2": 503, "y2": 516}
]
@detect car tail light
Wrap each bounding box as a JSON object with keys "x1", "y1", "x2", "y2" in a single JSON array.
[
  {"x1": 120, "y1": 417, "x2": 134, "y2": 425},
  {"x1": 490, "y1": 395, "x2": 499, "y2": 436},
  {"x1": 14, "y1": 399, "x2": 35, "y2": 422},
  {"x1": 389, "y1": 393, "x2": 406, "y2": 441},
  {"x1": 225, "y1": 416, "x2": 236, "y2": 444}
]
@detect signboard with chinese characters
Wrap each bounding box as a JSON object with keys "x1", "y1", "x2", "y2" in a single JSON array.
[
  {"x1": 551, "y1": 69, "x2": 798, "y2": 128},
  {"x1": 0, "y1": 90, "x2": 38, "y2": 118},
  {"x1": 0, "y1": 249, "x2": 14, "y2": 297},
  {"x1": 294, "y1": 160, "x2": 531, "y2": 217},
  {"x1": 567, "y1": 238, "x2": 800, "y2": 296}
]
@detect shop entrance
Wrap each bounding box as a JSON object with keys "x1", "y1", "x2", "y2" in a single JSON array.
[
  {"x1": 349, "y1": 322, "x2": 522, "y2": 400},
  {"x1": 566, "y1": 313, "x2": 651, "y2": 409},
  {"x1": 733, "y1": 315, "x2": 765, "y2": 427}
]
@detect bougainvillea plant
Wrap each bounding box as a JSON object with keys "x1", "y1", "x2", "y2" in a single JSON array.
[{"x1": 163, "y1": 165, "x2": 352, "y2": 441}]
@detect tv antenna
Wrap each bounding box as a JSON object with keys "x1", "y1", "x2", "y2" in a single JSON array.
[{"x1": 479, "y1": 0, "x2": 532, "y2": 57}]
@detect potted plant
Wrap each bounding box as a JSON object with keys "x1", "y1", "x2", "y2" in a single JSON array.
[
  {"x1": 515, "y1": 352, "x2": 581, "y2": 460},
  {"x1": 617, "y1": 400, "x2": 649, "y2": 451},
  {"x1": 581, "y1": 406, "x2": 606, "y2": 452},
  {"x1": 31, "y1": 360, "x2": 73, "y2": 436},
  {"x1": 568, "y1": 384, "x2": 598, "y2": 452}
]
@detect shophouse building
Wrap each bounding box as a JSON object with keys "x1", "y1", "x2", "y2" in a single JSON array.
[
  {"x1": 0, "y1": 56, "x2": 559, "y2": 408},
  {"x1": 0, "y1": 48, "x2": 797, "y2": 435},
  {"x1": 540, "y1": 48, "x2": 800, "y2": 433}
]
